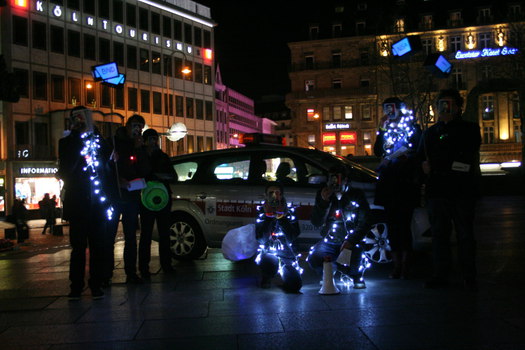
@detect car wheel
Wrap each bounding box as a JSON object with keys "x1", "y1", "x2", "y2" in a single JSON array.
[
  {"x1": 169, "y1": 214, "x2": 207, "y2": 260},
  {"x1": 362, "y1": 210, "x2": 391, "y2": 264}
]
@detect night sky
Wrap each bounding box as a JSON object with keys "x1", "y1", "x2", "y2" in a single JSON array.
[{"x1": 197, "y1": 1, "x2": 306, "y2": 101}]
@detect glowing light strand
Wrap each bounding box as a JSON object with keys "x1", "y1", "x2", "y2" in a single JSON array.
[
  {"x1": 380, "y1": 110, "x2": 417, "y2": 157},
  {"x1": 80, "y1": 132, "x2": 114, "y2": 220}
]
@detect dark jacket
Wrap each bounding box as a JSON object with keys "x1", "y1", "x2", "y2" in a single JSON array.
[
  {"x1": 374, "y1": 122, "x2": 422, "y2": 206},
  {"x1": 109, "y1": 127, "x2": 151, "y2": 203},
  {"x1": 419, "y1": 119, "x2": 481, "y2": 199},
  {"x1": 311, "y1": 187, "x2": 371, "y2": 246},
  {"x1": 144, "y1": 147, "x2": 177, "y2": 195},
  {"x1": 255, "y1": 201, "x2": 300, "y2": 259},
  {"x1": 57, "y1": 129, "x2": 113, "y2": 220}
]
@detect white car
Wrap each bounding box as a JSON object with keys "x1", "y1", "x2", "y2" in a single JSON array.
[{"x1": 166, "y1": 137, "x2": 390, "y2": 263}]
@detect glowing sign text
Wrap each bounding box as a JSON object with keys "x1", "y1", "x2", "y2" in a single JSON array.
[{"x1": 455, "y1": 47, "x2": 518, "y2": 60}]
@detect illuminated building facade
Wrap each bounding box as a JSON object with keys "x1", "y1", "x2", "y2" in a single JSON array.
[
  {"x1": 286, "y1": 0, "x2": 524, "y2": 163},
  {"x1": 215, "y1": 65, "x2": 275, "y2": 149},
  {"x1": 0, "y1": 0, "x2": 215, "y2": 217}
]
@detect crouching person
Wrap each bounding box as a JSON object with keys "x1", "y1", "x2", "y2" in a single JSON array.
[
  {"x1": 255, "y1": 182, "x2": 302, "y2": 292},
  {"x1": 308, "y1": 166, "x2": 372, "y2": 289}
]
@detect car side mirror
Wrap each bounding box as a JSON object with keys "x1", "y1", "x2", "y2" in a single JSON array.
[{"x1": 308, "y1": 175, "x2": 327, "y2": 184}]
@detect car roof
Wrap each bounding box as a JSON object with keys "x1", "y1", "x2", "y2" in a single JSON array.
[{"x1": 170, "y1": 145, "x2": 378, "y2": 178}]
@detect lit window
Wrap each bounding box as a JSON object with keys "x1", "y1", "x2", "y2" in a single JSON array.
[
  {"x1": 450, "y1": 36, "x2": 461, "y2": 51},
  {"x1": 394, "y1": 18, "x2": 405, "y2": 33},
  {"x1": 482, "y1": 95, "x2": 494, "y2": 120},
  {"x1": 305, "y1": 80, "x2": 315, "y2": 91},
  {"x1": 345, "y1": 106, "x2": 353, "y2": 120},
  {"x1": 307, "y1": 108, "x2": 319, "y2": 121},
  {"x1": 479, "y1": 33, "x2": 491, "y2": 48}
]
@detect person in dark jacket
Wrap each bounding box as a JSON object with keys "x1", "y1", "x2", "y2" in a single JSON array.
[
  {"x1": 374, "y1": 97, "x2": 422, "y2": 279},
  {"x1": 419, "y1": 88, "x2": 481, "y2": 291},
  {"x1": 138, "y1": 128, "x2": 177, "y2": 278},
  {"x1": 39, "y1": 193, "x2": 56, "y2": 235},
  {"x1": 308, "y1": 166, "x2": 372, "y2": 289},
  {"x1": 255, "y1": 182, "x2": 302, "y2": 292},
  {"x1": 12, "y1": 198, "x2": 28, "y2": 243},
  {"x1": 105, "y1": 114, "x2": 151, "y2": 285},
  {"x1": 57, "y1": 106, "x2": 114, "y2": 300}
]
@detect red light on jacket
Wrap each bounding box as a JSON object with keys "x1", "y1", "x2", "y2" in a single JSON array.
[
  {"x1": 130, "y1": 155, "x2": 136, "y2": 162},
  {"x1": 13, "y1": 0, "x2": 28, "y2": 8}
]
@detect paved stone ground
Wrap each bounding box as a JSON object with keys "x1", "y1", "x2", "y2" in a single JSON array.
[{"x1": 0, "y1": 194, "x2": 524, "y2": 349}]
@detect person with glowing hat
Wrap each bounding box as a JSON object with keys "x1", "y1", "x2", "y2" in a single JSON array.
[{"x1": 374, "y1": 97, "x2": 422, "y2": 279}]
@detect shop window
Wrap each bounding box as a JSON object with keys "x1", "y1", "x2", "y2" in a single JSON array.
[
  {"x1": 197, "y1": 136, "x2": 204, "y2": 152},
  {"x1": 206, "y1": 137, "x2": 213, "y2": 151},
  {"x1": 12, "y1": 16, "x2": 28, "y2": 46},
  {"x1": 187, "y1": 135, "x2": 194, "y2": 153},
  {"x1": 85, "y1": 81, "x2": 96, "y2": 106}
]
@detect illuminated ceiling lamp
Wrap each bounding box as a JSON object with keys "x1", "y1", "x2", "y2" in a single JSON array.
[
  {"x1": 437, "y1": 35, "x2": 446, "y2": 52},
  {"x1": 496, "y1": 27, "x2": 505, "y2": 47},
  {"x1": 465, "y1": 31, "x2": 476, "y2": 49}
]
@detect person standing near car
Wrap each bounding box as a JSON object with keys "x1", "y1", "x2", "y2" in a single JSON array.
[
  {"x1": 308, "y1": 166, "x2": 372, "y2": 289},
  {"x1": 419, "y1": 88, "x2": 481, "y2": 291},
  {"x1": 106, "y1": 114, "x2": 151, "y2": 285},
  {"x1": 138, "y1": 128, "x2": 177, "y2": 279},
  {"x1": 374, "y1": 97, "x2": 422, "y2": 279},
  {"x1": 255, "y1": 182, "x2": 302, "y2": 292}
]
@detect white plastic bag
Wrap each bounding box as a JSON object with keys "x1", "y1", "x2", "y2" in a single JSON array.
[{"x1": 221, "y1": 224, "x2": 258, "y2": 261}]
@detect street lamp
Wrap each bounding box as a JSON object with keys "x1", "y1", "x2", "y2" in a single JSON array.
[{"x1": 165, "y1": 49, "x2": 192, "y2": 155}]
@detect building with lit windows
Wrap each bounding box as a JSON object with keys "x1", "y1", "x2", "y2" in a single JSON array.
[
  {"x1": 215, "y1": 65, "x2": 275, "y2": 149},
  {"x1": 286, "y1": 0, "x2": 524, "y2": 164},
  {"x1": 0, "y1": 0, "x2": 215, "y2": 217}
]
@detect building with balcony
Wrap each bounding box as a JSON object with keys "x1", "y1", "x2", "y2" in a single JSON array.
[
  {"x1": 0, "y1": 0, "x2": 215, "y2": 216},
  {"x1": 286, "y1": 0, "x2": 524, "y2": 163}
]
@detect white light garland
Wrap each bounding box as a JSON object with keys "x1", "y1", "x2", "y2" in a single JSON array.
[{"x1": 80, "y1": 132, "x2": 114, "y2": 220}]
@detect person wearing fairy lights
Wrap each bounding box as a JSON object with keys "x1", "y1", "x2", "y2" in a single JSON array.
[
  {"x1": 255, "y1": 181, "x2": 302, "y2": 292},
  {"x1": 374, "y1": 97, "x2": 422, "y2": 279},
  {"x1": 308, "y1": 166, "x2": 372, "y2": 289},
  {"x1": 57, "y1": 106, "x2": 114, "y2": 300}
]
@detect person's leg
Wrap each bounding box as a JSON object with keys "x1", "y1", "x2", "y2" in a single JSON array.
[
  {"x1": 138, "y1": 207, "x2": 155, "y2": 277},
  {"x1": 88, "y1": 214, "x2": 106, "y2": 298},
  {"x1": 257, "y1": 252, "x2": 279, "y2": 288},
  {"x1": 345, "y1": 244, "x2": 367, "y2": 288},
  {"x1": 452, "y1": 198, "x2": 477, "y2": 287},
  {"x1": 426, "y1": 198, "x2": 453, "y2": 287},
  {"x1": 102, "y1": 206, "x2": 121, "y2": 285},
  {"x1": 307, "y1": 241, "x2": 338, "y2": 275},
  {"x1": 157, "y1": 208, "x2": 174, "y2": 272},
  {"x1": 121, "y1": 201, "x2": 140, "y2": 279},
  {"x1": 385, "y1": 204, "x2": 402, "y2": 278},
  {"x1": 280, "y1": 257, "x2": 302, "y2": 292},
  {"x1": 68, "y1": 219, "x2": 87, "y2": 297}
]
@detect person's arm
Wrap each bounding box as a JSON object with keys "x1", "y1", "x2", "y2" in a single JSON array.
[
  {"x1": 344, "y1": 189, "x2": 372, "y2": 247},
  {"x1": 311, "y1": 188, "x2": 331, "y2": 229}
]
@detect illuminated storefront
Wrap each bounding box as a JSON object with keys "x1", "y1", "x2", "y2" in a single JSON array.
[
  {"x1": 322, "y1": 123, "x2": 358, "y2": 156},
  {"x1": 11, "y1": 162, "x2": 62, "y2": 212}
]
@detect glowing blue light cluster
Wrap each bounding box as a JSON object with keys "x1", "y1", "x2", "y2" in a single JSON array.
[
  {"x1": 382, "y1": 110, "x2": 417, "y2": 157},
  {"x1": 80, "y1": 132, "x2": 114, "y2": 220},
  {"x1": 255, "y1": 202, "x2": 303, "y2": 275}
]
